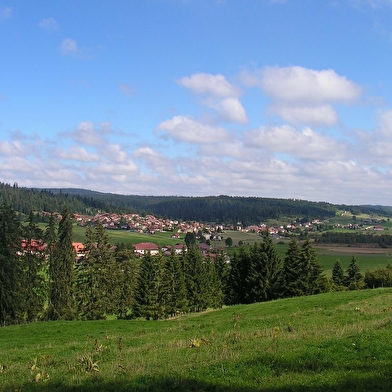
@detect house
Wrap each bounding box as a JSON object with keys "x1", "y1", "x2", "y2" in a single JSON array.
[{"x1": 133, "y1": 242, "x2": 159, "y2": 256}]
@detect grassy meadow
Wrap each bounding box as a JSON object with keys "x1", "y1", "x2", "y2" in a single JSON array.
[{"x1": 1, "y1": 288, "x2": 392, "y2": 391}]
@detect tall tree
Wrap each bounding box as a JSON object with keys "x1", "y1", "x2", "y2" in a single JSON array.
[
  {"x1": 331, "y1": 260, "x2": 345, "y2": 290},
  {"x1": 281, "y1": 237, "x2": 305, "y2": 297},
  {"x1": 47, "y1": 206, "x2": 76, "y2": 320},
  {"x1": 114, "y1": 246, "x2": 139, "y2": 319},
  {"x1": 301, "y1": 237, "x2": 328, "y2": 295},
  {"x1": 134, "y1": 252, "x2": 165, "y2": 320},
  {"x1": 76, "y1": 222, "x2": 119, "y2": 320},
  {"x1": 0, "y1": 203, "x2": 23, "y2": 325},
  {"x1": 345, "y1": 256, "x2": 364, "y2": 290},
  {"x1": 161, "y1": 250, "x2": 188, "y2": 317},
  {"x1": 225, "y1": 251, "x2": 242, "y2": 305},
  {"x1": 21, "y1": 211, "x2": 47, "y2": 322}
]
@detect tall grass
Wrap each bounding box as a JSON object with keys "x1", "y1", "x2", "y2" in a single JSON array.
[{"x1": 1, "y1": 288, "x2": 392, "y2": 391}]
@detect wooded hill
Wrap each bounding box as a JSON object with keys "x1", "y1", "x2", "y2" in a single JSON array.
[{"x1": 1, "y1": 182, "x2": 392, "y2": 225}]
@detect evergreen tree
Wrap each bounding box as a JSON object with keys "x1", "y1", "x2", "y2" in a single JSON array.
[
  {"x1": 75, "y1": 222, "x2": 118, "y2": 319},
  {"x1": 184, "y1": 246, "x2": 209, "y2": 312},
  {"x1": 0, "y1": 203, "x2": 23, "y2": 325},
  {"x1": 184, "y1": 232, "x2": 196, "y2": 248},
  {"x1": 331, "y1": 259, "x2": 345, "y2": 289},
  {"x1": 345, "y1": 256, "x2": 364, "y2": 290},
  {"x1": 204, "y1": 254, "x2": 223, "y2": 309},
  {"x1": 47, "y1": 206, "x2": 76, "y2": 320},
  {"x1": 260, "y1": 231, "x2": 282, "y2": 300},
  {"x1": 134, "y1": 252, "x2": 165, "y2": 320},
  {"x1": 21, "y1": 211, "x2": 47, "y2": 322},
  {"x1": 114, "y1": 246, "x2": 139, "y2": 319},
  {"x1": 225, "y1": 251, "x2": 242, "y2": 305},
  {"x1": 281, "y1": 237, "x2": 305, "y2": 297},
  {"x1": 161, "y1": 250, "x2": 188, "y2": 317},
  {"x1": 213, "y1": 251, "x2": 229, "y2": 308},
  {"x1": 301, "y1": 237, "x2": 328, "y2": 295},
  {"x1": 245, "y1": 242, "x2": 268, "y2": 303}
]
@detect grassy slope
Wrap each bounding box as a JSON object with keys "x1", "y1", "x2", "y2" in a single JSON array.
[{"x1": 1, "y1": 289, "x2": 392, "y2": 391}]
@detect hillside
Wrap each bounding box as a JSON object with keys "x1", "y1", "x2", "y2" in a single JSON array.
[
  {"x1": 2, "y1": 182, "x2": 392, "y2": 225},
  {"x1": 1, "y1": 288, "x2": 392, "y2": 391}
]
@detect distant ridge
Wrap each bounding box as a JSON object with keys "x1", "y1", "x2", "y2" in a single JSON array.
[{"x1": 1, "y1": 182, "x2": 392, "y2": 225}]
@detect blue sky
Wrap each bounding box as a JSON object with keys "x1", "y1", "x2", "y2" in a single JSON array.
[{"x1": 1, "y1": 0, "x2": 392, "y2": 205}]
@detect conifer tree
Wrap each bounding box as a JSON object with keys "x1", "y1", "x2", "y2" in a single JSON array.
[
  {"x1": 213, "y1": 251, "x2": 229, "y2": 308},
  {"x1": 47, "y1": 206, "x2": 76, "y2": 320},
  {"x1": 184, "y1": 245, "x2": 209, "y2": 312},
  {"x1": 225, "y1": 251, "x2": 242, "y2": 305},
  {"x1": 0, "y1": 203, "x2": 23, "y2": 325},
  {"x1": 245, "y1": 242, "x2": 268, "y2": 303},
  {"x1": 281, "y1": 237, "x2": 305, "y2": 297},
  {"x1": 114, "y1": 246, "x2": 139, "y2": 319},
  {"x1": 301, "y1": 237, "x2": 328, "y2": 295},
  {"x1": 21, "y1": 211, "x2": 46, "y2": 322},
  {"x1": 134, "y1": 252, "x2": 165, "y2": 320},
  {"x1": 76, "y1": 221, "x2": 119, "y2": 319},
  {"x1": 161, "y1": 250, "x2": 188, "y2": 317},
  {"x1": 331, "y1": 259, "x2": 345, "y2": 289},
  {"x1": 345, "y1": 256, "x2": 364, "y2": 290},
  {"x1": 260, "y1": 231, "x2": 282, "y2": 300}
]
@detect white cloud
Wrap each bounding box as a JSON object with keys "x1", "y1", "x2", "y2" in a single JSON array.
[
  {"x1": 241, "y1": 66, "x2": 361, "y2": 125},
  {"x1": 0, "y1": 6, "x2": 11, "y2": 20},
  {"x1": 178, "y1": 73, "x2": 239, "y2": 98},
  {"x1": 67, "y1": 122, "x2": 109, "y2": 146},
  {"x1": 203, "y1": 97, "x2": 248, "y2": 124},
  {"x1": 244, "y1": 66, "x2": 361, "y2": 104},
  {"x1": 156, "y1": 115, "x2": 230, "y2": 144},
  {"x1": 178, "y1": 73, "x2": 248, "y2": 124},
  {"x1": 59, "y1": 38, "x2": 78, "y2": 55},
  {"x1": 55, "y1": 146, "x2": 99, "y2": 162},
  {"x1": 244, "y1": 124, "x2": 346, "y2": 160},
  {"x1": 269, "y1": 104, "x2": 338, "y2": 126},
  {"x1": 39, "y1": 17, "x2": 59, "y2": 31}
]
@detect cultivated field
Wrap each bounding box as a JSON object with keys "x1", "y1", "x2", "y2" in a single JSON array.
[{"x1": 1, "y1": 288, "x2": 392, "y2": 391}]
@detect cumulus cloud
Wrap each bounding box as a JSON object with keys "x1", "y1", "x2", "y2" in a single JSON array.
[
  {"x1": 65, "y1": 122, "x2": 112, "y2": 146},
  {"x1": 156, "y1": 115, "x2": 230, "y2": 144},
  {"x1": 178, "y1": 73, "x2": 248, "y2": 124},
  {"x1": 39, "y1": 17, "x2": 59, "y2": 31},
  {"x1": 268, "y1": 104, "x2": 338, "y2": 126},
  {"x1": 178, "y1": 73, "x2": 239, "y2": 97},
  {"x1": 55, "y1": 146, "x2": 99, "y2": 162},
  {"x1": 59, "y1": 38, "x2": 78, "y2": 55},
  {"x1": 241, "y1": 66, "x2": 361, "y2": 126},
  {"x1": 244, "y1": 124, "x2": 346, "y2": 160}
]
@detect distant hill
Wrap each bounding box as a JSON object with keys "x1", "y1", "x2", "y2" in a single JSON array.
[{"x1": 1, "y1": 182, "x2": 392, "y2": 225}]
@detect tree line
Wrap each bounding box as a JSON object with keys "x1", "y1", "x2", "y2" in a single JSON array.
[
  {"x1": 0, "y1": 201, "x2": 390, "y2": 326},
  {"x1": 317, "y1": 232, "x2": 392, "y2": 247}
]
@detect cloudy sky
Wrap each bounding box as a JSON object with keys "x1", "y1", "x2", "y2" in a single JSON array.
[{"x1": 2, "y1": 0, "x2": 392, "y2": 205}]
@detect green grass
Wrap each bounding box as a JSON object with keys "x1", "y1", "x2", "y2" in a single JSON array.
[{"x1": 1, "y1": 289, "x2": 392, "y2": 391}]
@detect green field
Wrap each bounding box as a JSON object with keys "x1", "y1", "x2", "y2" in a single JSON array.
[{"x1": 1, "y1": 288, "x2": 392, "y2": 391}]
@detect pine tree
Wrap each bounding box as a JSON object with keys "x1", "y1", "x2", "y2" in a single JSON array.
[
  {"x1": 213, "y1": 251, "x2": 229, "y2": 308},
  {"x1": 245, "y1": 242, "x2": 268, "y2": 303},
  {"x1": 161, "y1": 250, "x2": 188, "y2": 317},
  {"x1": 346, "y1": 256, "x2": 364, "y2": 290},
  {"x1": 0, "y1": 203, "x2": 23, "y2": 325},
  {"x1": 75, "y1": 222, "x2": 118, "y2": 320},
  {"x1": 301, "y1": 237, "x2": 328, "y2": 295},
  {"x1": 281, "y1": 237, "x2": 305, "y2": 297},
  {"x1": 225, "y1": 251, "x2": 242, "y2": 305},
  {"x1": 47, "y1": 206, "x2": 76, "y2": 320},
  {"x1": 21, "y1": 211, "x2": 47, "y2": 322},
  {"x1": 183, "y1": 245, "x2": 209, "y2": 312},
  {"x1": 134, "y1": 252, "x2": 165, "y2": 320},
  {"x1": 260, "y1": 231, "x2": 282, "y2": 300},
  {"x1": 331, "y1": 259, "x2": 345, "y2": 289},
  {"x1": 114, "y1": 246, "x2": 139, "y2": 319}
]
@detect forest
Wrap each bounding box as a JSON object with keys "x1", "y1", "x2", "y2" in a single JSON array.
[{"x1": 2, "y1": 181, "x2": 392, "y2": 226}]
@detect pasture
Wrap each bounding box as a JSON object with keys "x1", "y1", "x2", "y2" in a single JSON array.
[{"x1": 1, "y1": 288, "x2": 392, "y2": 391}]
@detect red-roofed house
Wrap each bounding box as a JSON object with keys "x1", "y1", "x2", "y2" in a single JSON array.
[{"x1": 133, "y1": 242, "x2": 159, "y2": 256}]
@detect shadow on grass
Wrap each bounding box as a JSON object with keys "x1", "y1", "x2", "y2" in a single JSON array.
[{"x1": 16, "y1": 371, "x2": 392, "y2": 392}]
